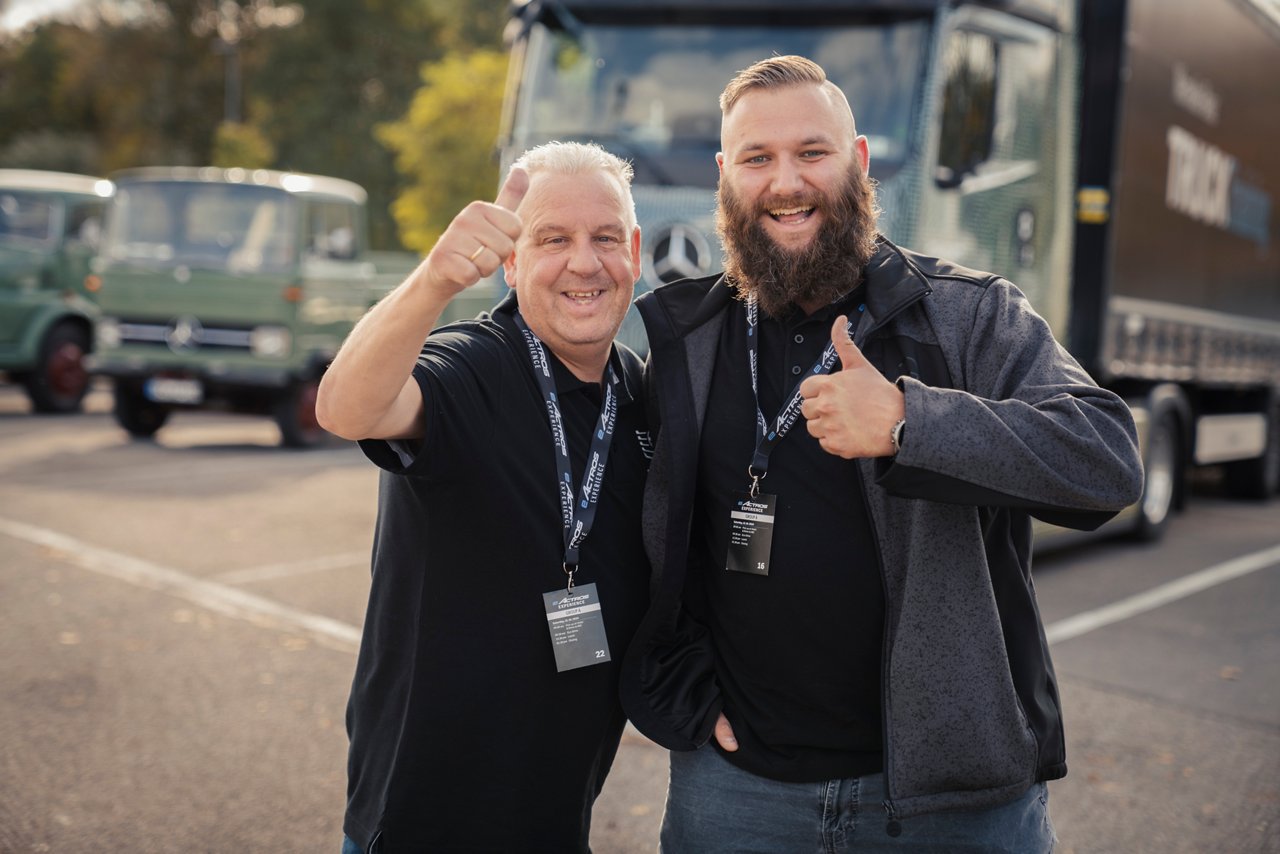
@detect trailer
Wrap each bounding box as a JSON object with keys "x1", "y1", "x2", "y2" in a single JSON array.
[{"x1": 498, "y1": 0, "x2": 1280, "y2": 540}]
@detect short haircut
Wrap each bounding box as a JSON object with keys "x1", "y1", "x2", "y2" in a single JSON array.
[
  {"x1": 720, "y1": 55, "x2": 840, "y2": 115},
  {"x1": 511, "y1": 141, "x2": 637, "y2": 229}
]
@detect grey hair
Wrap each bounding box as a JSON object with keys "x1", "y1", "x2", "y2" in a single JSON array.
[{"x1": 510, "y1": 141, "x2": 637, "y2": 228}]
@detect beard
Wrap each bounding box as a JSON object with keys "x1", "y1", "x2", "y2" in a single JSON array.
[{"x1": 716, "y1": 163, "x2": 880, "y2": 318}]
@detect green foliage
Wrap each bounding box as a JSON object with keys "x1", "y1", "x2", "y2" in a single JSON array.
[
  {"x1": 378, "y1": 49, "x2": 507, "y2": 254},
  {"x1": 212, "y1": 122, "x2": 276, "y2": 168},
  {"x1": 0, "y1": 0, "x2": 510, "y2": 248}
]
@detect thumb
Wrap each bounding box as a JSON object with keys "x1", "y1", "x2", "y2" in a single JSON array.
[
  {"x1": 713, "y1": 713, "x2": 738, "y2": 752},
  {"x1": 494, "y1": 165, "x2": 530, "y2": 212},
  {"x1": 830, "y1": 315, "x2": 867, "y2": 371}
]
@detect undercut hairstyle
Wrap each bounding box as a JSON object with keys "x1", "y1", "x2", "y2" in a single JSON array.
[
  {"x1": 720, "y1": 55, "x2": 834, "y2": 114},
  {"x1": 511, "y1": 141, "x2": 638, "y2": 229}
]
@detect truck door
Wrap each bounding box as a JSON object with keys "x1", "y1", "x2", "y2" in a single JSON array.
[{"x1": 917, "y1": 5, "x2": 1071, "y2": 337}]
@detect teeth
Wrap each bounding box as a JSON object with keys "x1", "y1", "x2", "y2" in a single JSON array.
[
  {"x1": 770, "y1": 206, "x2": 813, "y2": 217},
  {"x1": 565, "y1": 291, "x2": 602, "y2": 299}
]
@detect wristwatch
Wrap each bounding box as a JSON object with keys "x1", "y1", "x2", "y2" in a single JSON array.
[{"x1": 890, "y1": 418, "x2": 907, "y2": 456}]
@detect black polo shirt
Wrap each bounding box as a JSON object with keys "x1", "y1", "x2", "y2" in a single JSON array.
[
  {"x1": 345, "y1": 291, "x2": 650, "y2": 853},
  {"x1": 693, "y1": 288, "x2": 885, "y2": 783}
]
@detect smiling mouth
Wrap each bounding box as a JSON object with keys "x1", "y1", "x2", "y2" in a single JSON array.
[
  {"x1": 768, "y1": 205, "x2": 816, "y2": 224},
  {"x1": 562, "y1": 289, "x2": 604, "y2": 303}
]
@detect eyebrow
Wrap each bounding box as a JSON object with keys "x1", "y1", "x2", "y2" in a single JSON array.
[
  {"x1": 739, "y1": 135, "x2": 835, "y2": 154},
  {"x1": 530, "y1": 222, "x2": 627, "y2": 239}
]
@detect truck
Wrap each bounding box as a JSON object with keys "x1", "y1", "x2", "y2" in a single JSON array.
[
  {"x1": 497, "y1": 0, "x2": 1280, "y2": 540},
  {"x1": 0, "y1": 169, "x2": 113, "y2": 413},
  {"x1": 88, "y1": 167, "x2": 428, "y2": 447}
]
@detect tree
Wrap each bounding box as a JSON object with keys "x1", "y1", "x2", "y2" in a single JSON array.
[{"x1": 377, "y1": 49, "x2": 507, "y2": 254}]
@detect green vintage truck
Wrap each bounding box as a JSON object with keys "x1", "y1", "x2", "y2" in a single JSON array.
[
  {"x1": 87, "y1": 167, "x2": 449, "y2": 447},
  {"x1": 0, "y1": 169, "x2": 113, "y2": 412}
]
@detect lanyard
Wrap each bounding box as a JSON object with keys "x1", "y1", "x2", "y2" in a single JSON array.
[
  {"x1": 744, "y1": 294, "x2": 853, "y2": 496},
  {"x1": 513, "y1": 311, "x2": 620, "y2": 590}
]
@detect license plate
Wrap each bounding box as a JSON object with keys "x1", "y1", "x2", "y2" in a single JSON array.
[{"x1": 145, "y1": 377, "x2": 203, "y2": 405}]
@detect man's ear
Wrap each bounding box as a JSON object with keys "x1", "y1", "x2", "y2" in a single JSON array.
[
  {"x1": 855, "y1": 135, "x2": 871, "y2": 175},
  {"x1": 629, "y1": 226, "x2": 642, "y2": 281},
  {"x1": 716, "y1": 151, "x2": 725, "y2": 174},
  {"x1": 503, "y1": 251, "x2": 518, "y2": 289}
]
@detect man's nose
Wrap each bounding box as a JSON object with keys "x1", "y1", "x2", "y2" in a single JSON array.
[
  {"x1": 566, "y1": 239, "x2": 604, "y2": 276},
  {"x1": 769, "y1": 159, "x2": 805, "y2": 197}
]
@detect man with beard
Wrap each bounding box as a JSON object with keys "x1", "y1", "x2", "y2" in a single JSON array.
[{"x1": 619, "y1": 56, "x2": 1143, "y2": 852}]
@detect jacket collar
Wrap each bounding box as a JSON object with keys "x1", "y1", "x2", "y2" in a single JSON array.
[{"x1": 640, "y1": 235, "x2": 932, "y2": 342}]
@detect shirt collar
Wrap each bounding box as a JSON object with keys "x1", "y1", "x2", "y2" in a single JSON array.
[{"x1": 493, "y1": 288, "x2": 636, "y2": 405}]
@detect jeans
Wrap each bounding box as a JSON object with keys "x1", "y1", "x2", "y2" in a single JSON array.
[{"x1": 660, "y1": 745, "x2": 1055, "y2": 853}]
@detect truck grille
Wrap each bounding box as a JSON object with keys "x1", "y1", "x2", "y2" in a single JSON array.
[{"x1": 116, "y1": 318, "x2": 253, "y2": 352}]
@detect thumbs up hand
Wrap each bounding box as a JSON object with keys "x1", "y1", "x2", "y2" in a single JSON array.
[
  {"x1": 421, "y1": 166, "x2": 530, "y2": 297},
  {"x1": 798, "y1": 315, "x2": 906, "y2": 459}
]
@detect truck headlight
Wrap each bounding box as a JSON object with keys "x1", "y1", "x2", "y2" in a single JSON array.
[
  {"x1": 250, "y1": 325, "x2": 291, "y2": 357},
  {"x1": 96, "y1": 318, "x2": 121, "y2": 349}
]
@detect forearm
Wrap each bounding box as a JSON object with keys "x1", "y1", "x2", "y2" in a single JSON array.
[{"x1": 316, "y1": 261, "x2": 456, "y2": 440}]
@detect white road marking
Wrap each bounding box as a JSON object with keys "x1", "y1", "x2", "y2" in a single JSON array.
[
  {"x1": 1045, "y1": 542, "x2": 1280, "y2": 644},
  {"x1": 0, "y1": 516, "x2": 361, "y2": 652},
  {"x1": 4, "y1": 515, "x2": 1277, "y2": 657},
  {"x1": 213, "y1": 552, "x2": 370, "y2": 585}
]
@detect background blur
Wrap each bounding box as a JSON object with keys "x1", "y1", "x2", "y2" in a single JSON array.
[{"x1": 0, "y1": 0, "x2": 508, "y2": 253}]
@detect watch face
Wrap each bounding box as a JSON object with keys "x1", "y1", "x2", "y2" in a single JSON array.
[{"x1": 891, "y1": 419, "x2": 906, "y2": 454}]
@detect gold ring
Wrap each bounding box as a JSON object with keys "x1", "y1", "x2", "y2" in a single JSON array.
[{"x1": 468, "y1": 245, "x2": 485, "y2": 262}]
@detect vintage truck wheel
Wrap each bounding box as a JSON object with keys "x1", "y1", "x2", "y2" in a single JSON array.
[
  {"x1": 113, "y1": 382, "x2": 170, "y2": 439},
  {"x1": 274, "y1": 379, "x2": 327, "y2": 448},
  {"x1": 24, "y1": 322, "x2": 91, "y2": 413}
]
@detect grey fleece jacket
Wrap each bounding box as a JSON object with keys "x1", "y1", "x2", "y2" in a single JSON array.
[{"x1": 619, "y1": 238, "x2": 1144, "y2": 824}]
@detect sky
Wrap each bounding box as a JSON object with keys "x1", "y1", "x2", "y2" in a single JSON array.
[{"x1": 0, "y1": 0, "x2": 87, "y2": 33}]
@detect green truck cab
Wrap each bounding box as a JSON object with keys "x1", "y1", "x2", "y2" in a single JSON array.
[
  {"x1": 0, "y1": 169, "x2": 113, "y2": 412},
  {"x1": 89, "y1": 166, "x2": 411, "y2": 447}
]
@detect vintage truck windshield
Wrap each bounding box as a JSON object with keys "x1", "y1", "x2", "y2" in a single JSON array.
[
  {"x1": 508, "y1": 18, "x2": 929, "y2": 187},
  {"x1": 0, "y1": 191, "x2": 58, "y2": 246},
  {"x1": 104, "y1": 182, "x2": 299, "y2": 273}
]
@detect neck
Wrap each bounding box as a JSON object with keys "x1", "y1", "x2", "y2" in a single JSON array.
[{"x1": 553, "y1": 344, "x2": 611, "y2": 385}]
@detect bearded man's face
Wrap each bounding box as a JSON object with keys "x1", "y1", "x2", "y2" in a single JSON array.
[{"x1": 714, "y1": 83, "x2": 880, "y2": 317}]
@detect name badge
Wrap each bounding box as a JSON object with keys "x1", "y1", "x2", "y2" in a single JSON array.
[
  {"x1": 726, "y1": 491, "x2": 776, "y2": 576},
  {"x1": 542, "y1": 582, "x2": 611, "y2": 672}
]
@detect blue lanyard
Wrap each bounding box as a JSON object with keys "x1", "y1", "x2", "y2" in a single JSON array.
[
  {"x1": 513, "y1": 311, "x2": 620, "y2": 589},
  {"x1": 744, "y1": 294, "x2": 853, "y2": 496}
]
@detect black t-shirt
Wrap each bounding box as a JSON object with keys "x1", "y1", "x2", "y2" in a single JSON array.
[
  {"x1": 693, "y1": 289, "x2": 885, "y2": 783},
  {"x1": 344, "y1": 292, "x2": 650, "y2": 853}
]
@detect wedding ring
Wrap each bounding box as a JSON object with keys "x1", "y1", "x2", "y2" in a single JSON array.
[{"x1": 467, "y1": 244, "x2": 485, "y2": 262}]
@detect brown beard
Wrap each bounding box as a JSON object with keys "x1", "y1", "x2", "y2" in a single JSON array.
[{"x1": 716, "y1": 163, "x2": 880, "y2": 318}]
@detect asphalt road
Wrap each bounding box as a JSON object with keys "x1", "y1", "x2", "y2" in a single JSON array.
[{"x1": 0, "y1": 382, "x2": 1276, "y2": 853}]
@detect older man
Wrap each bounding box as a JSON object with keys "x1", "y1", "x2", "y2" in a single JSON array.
[{"x1": 318, "y1": 142, "x2": 651, "y2": 853}]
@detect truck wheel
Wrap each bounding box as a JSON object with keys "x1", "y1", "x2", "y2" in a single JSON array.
[
  {"x1": 274, "y1": 379, "x2": 328, "y2": 448},
  {"x1": 1132, "y1": 410, "x2": 1179, "y2": 542},
  {"x1": 24, "y1": 323, "x2": 91, "y2": 413},
  {"x1": 1223, "y1": 405, "x2": 1280, "y2": 499},
  {"x1": 114, "y1": 383, "x2": 170, "y2": 439}
]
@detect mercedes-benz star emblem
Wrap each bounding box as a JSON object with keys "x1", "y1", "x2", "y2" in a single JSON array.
[
  {"x1": 647, "y1": 223, "x2": 712, "y2": 284},
  {"x1": 166, "y1": 316, "x2": 203, "y2": 353}
]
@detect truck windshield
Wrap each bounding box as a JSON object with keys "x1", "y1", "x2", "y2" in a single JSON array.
[
  {"x1": 509, "y1": 18, "x2": 929, "y2": 187},
  {"x1": 104, "y1": 181, "x2": 299, "y2": 273},
  {"x1": 0, "y1": 191, "x2": 58, "y2": 246}
]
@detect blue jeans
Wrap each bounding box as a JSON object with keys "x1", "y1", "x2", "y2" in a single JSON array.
[{"x1": 660, "y1": 745, "x2": 1055, "y2": 853}]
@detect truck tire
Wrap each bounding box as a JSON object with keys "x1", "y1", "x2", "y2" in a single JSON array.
[
  {"x1": 1132, "y1": 410, "x2": 1180, "y2": 542},
  {"x1": 24, "y1": 322, "x2": 91, "y2": 413},
  {"x1": 1223, "y1": 405, "x2": 1280, "y2": 499},
  {"x1": 113, "y1": 382, "x2": 170, "y2": 439},
  {"x1": 274, "y1": 379, "x2": 328, "y2": 449}
]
